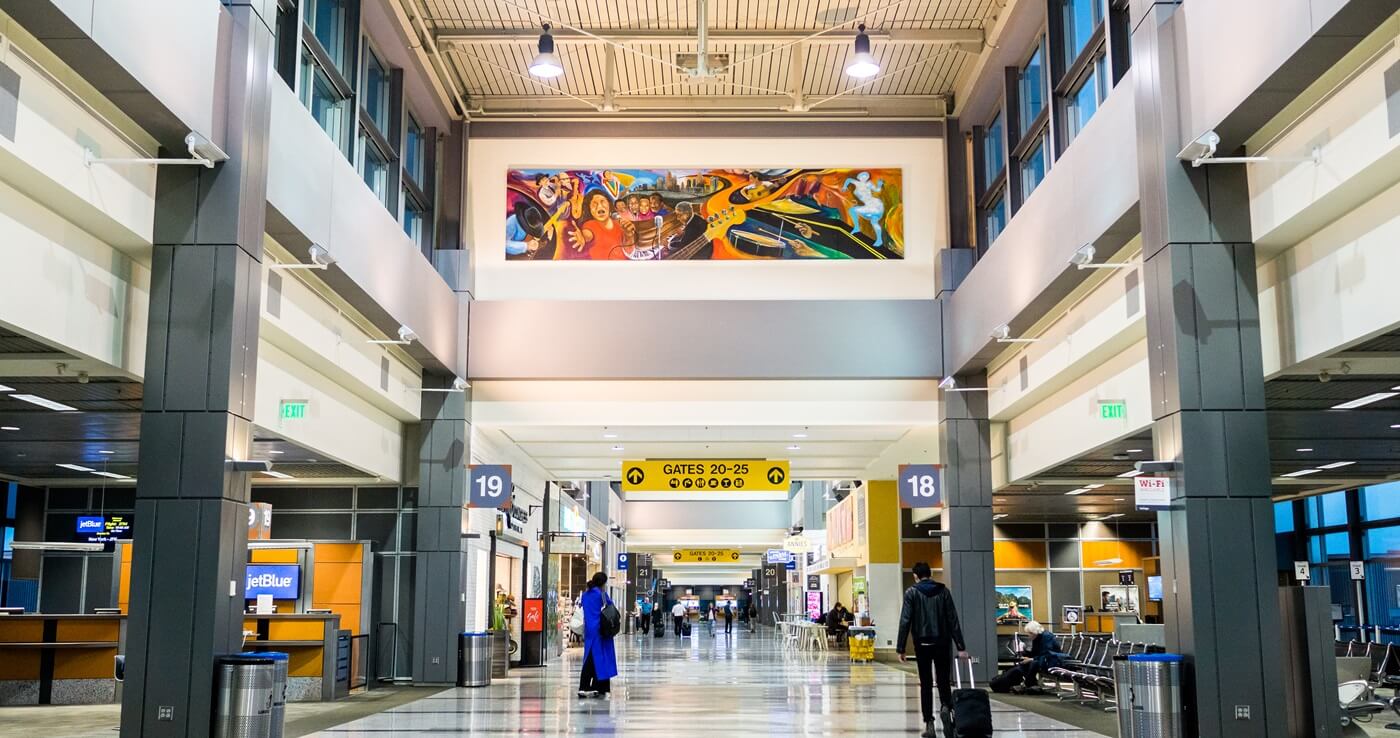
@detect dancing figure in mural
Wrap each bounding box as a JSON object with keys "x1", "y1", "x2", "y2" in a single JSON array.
[{"x1": 842, "y1": 171, "x2": 886, "y2": 249}]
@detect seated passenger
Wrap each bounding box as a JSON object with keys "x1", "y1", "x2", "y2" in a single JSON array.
[{"x1": 991, "y1": 620, "x2": 1063, "y2": 693}]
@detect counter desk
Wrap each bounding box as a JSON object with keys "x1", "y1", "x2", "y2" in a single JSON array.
[
  {"x1": 241, "y1": 613, "x2": 345, "y2": 701},
  {"x1": 0, "y1": 613, "x2": 125, "y2": 705}
]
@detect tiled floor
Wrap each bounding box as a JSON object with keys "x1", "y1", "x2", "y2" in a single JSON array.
[{"x1": 305, "y1": 627, "x2": 1108, "y2": 736}]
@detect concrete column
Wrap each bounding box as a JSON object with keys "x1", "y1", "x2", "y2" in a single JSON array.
[
  {"x1": 938, "y1": 374, "x2": 996, "y2": 680},
  {"x1": 411, "y1": 374, "x2": 470, "y2": 683},
  {"x1": 119, "y1": 5, "x2": 274, "y2": 737},
  {"x1": 1131, "y1": 4, "x2": 1286, "y2": 736}
]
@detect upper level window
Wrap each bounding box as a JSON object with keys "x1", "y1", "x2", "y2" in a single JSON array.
[
  {"x1": 359, "y1": 127, "x2": 390, "y2": 208},
  {"x1": 983, "y1": 192, "x2": 1007, "y2": 245},
  {"x1": 1306, "y1": 491, "x2": 1349, "y2": 529},
  {"x1": 1018, "y1": 45, "x2": 1045, "y2": 135},
  {"x1": 983, "y1": 113, "x2": 1005, "y2": 184},
  {"x1": 404, "y1": 114, "x2": 425, "y2": 188},
  {"x1": 1363, "y1": 481, "x2": 1400, "y2": 521},
  {"x1": 1061, "y1": 0, "x2": 1103, "y2": 65},
  {"x1": 362, "y1": 46, "x2": 390, "y2": 135},
  {"x1": 306, "y1": 0, "x2": 351, "y2": 78},
  {"x1": 301, "y1": 51, "x2": 349, "y2": 154},
  {"x1": 1019, "y1": 132, "x2": 1048, "y2": 200},
  {"x1": 1064, "y1": 54, "x2": 1107, "y2": 140}
]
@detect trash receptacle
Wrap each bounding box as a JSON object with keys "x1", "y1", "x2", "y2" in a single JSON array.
[
  {"x1": 1112, "y1": 655, "x2": 1134, "y2": 738},
  {"x1": 1128, "y1": 653, "x2": 1184, "y2": 738},
  {"x1": 214, "y1": 654, "x2": 275, "y2": 738},
  {"x1": 240, "y1": 652, "x2": 288, "y2": 738},
  {"x1": 491, "y1": 630, "x2": 510, "y2": 679},
  {"x1": 457, "y1": 632, "x2": 492, "y2": 687}
]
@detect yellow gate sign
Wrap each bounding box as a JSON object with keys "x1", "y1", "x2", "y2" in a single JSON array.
[
  {"x1": 672, "y1": 548, "x2": 742, "y2": 564},
  {"x1": 621, "y1": 459, "x2": 790, "y2": 492}
]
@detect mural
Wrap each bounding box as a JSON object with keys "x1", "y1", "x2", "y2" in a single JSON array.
[
  {"x1": 994, "y1": 585, "x2": 1033, "y2": 624},
  {"x1": 505, "y1": 167, "x2": 903, "y2": 261}
]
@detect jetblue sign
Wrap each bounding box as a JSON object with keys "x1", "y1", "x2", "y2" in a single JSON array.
[
  {"x1": 245, "y1": 565, "x2": 301, "y2": 600},
  {"x1": 76, "y1": 516, "x2": 105, "y2": 533}
]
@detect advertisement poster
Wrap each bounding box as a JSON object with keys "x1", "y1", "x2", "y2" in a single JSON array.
[
  {"x1": 995, "y1": 585, "x2": 1033, "y2": 624},
  {"x1": 506, "y1": 167, "x2": 904, "y2": 261},
  {"x1": 522, "y1": 598, "x2": 544, "y2": 633},
  {"x1": 1099, "y1": 585, "x2": 1140, "y2": 614},
  {"x1": 806, "y1": 591, "x2": 825, "y2": 621}
]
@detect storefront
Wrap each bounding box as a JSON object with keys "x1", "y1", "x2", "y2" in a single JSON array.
[{"x1": 490, "y1": 504, "x2": 535, "y2": 666}]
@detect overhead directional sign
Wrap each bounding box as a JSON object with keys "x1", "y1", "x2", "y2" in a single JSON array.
[
  {"x1": 469, "y1": 465, "x2": 513, "y2": 508},
  {"x1": 898, "y1": 464, "x2": 943, "y2": 508},
  {"x1": 672, "y1": 548, "x2": 741, "y2": 564},
  {"x1": 621, "y1": 459, "x2": 791, "y2": 492}
]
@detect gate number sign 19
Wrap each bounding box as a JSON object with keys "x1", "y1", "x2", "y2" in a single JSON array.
[
  {"x1": 469, "y1": 464, "x2": 512, "y2": 509},
  {"x1": 898, "y1": 464, "x2": 942, "y2": 508}
]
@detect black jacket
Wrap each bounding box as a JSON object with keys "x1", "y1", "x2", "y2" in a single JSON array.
[{"x1": 896, "y1": 579, "x2": 966, "y2": 654}]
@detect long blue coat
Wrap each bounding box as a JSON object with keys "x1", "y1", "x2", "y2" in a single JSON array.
[{"x1": 580, "y1": 587, "x2": 619, "y2": 680}]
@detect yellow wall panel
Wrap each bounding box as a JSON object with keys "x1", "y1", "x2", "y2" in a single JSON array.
[
  {"x1": 0, "y1": 620, "x2": 45, "y2": 642},
  {"x1": 0, "y1": 648, "x2": 40, "y2": 679},
  {"x1": 313, "y1": 562, "x2": 362, "y2": 605},
  {"x1": 251, "y1": 548, "x2": 300, "y2": 564},
  {"x1": 286, "y1": 647, "x2": 323, "y2": 677},
  {"x1": 994, "y1": 540, "x2": 1048, "y2": 569},
  {"x1": 901, "y1": 541, "x2": 942, "y2": 570},
  {"x1": 866, "y1": 481, "x2": 901, "y2": 564},
  {"x1": 313, "y1": 543, "x2": 362, "y2": 564},
  {"x1": 56, "y1": 620, "x2": 119, "y2": 643},
  {"x1": 54, "y1": 648, "x2": 119, "y2": 679},
  {"x1": 1082, "y1": 540, "x2": 1145, "y2": 569}
]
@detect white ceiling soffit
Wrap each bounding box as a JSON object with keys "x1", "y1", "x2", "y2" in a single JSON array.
[{"x1": 407, "y1": 0, "x2": 997, "y2": 118}]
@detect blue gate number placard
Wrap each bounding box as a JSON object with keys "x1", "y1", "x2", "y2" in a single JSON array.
[
  {"x1": 617, "y1": 553, "x2": 629, "y2": 570},
  {"x1": 898, "y1": 464, "x2": 943, "y2": 508},
  {"x1": 469, "y1": 465, "x2": 513, "y2": 509}
]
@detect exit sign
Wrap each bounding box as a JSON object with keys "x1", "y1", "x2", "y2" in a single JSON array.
[
  {"x1": 1099, "y1": 400, "x2": 1127, "y2": 420},
  {"x1": 280, "y1": 400, "x2": 308, "y2": 420}
]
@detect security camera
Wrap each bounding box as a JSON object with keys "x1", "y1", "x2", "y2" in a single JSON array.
[
  {"x1": 938, "y1": 376, "x2": 957, "y2": 390},
  {"x1": 183, "y1": 132, "x2": 229, "y2": 167},
  {"x1": 1318, "y1": 370, "x2": 1331, "y2": 383},
  {"x1": 1176, "y1": 130, "x2": 1220, "y2": 167},
  {"x1": 1069, "y1": 244, "x2": 1096, "y2": 268},
  {"x1": 990, "y1": 324, "x2": 1011, "y2": 341},
  {"x1": 452, "y1": 377, "x2": 470, "y2": 392},
  {"x1": 396, "y1": 326, "x2": 418, "y2": 343},
  {"x1": 308, "y1": 243, "x2": 336, "y2": 268}
]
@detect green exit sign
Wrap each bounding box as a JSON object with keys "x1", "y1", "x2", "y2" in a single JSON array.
[
  {"x1": 280, "y1": 400, "x2": 308, "y2": 420},
  {"x1": 1099, "y1": 400, "x2": 1127, "y2": 420}
]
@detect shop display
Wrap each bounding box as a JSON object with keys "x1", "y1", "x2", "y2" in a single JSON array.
[{"x1": 505, "y1": 167, "x2": 904, "y2": 261}]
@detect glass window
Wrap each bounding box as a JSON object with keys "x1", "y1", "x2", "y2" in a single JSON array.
[
  {"x1": 274, "y1": 0, "x2": 298, "y2": 89},
  {"x1": 1018, "y1": 45, "x2": 1045, "y2": 134},
  {"x1": 360, "y1": 129, "x2": 390, "y2": 209},
  {"x1": 1064, "y1": 62, "x2": 1104, "y2": 141},
  {"x1": 1308, "y1": 531, "x2": 1350, "y2": 563},
  {"x1": 1367, "y1": 525, "x2": 1400, "y2": 559},
  {"x1": 1061, "y1": 0, "x2": 1104, "y2": 64},
  {"x1": 1363, "y1": 481, "x2": 1400, "y2": 521},
  {"x1": 983, "y1": 113, "x2": 1005, "y2": 186},
  {"x1": 403, "y1": 193, "x2": 427, "y2": 249},
  {"x1": 362, "y1": 45, "x2": 390, "y2": 135},
  {"x1": 301, "y1": 51, "x2": 349, "y2": 155},
  {"x1": 1274, "y1": 501, "x2": 1295, "y2": 533},
  {"x1": 404, "y1": 114, "x2": 425, "y2": 187},
  {"x1": 305, "y1": 0, "x2": 350, "y2": 76},
  {"x1": 984, "y1": 193, "x2": 1007, "y2": 245},
  {"x1": 1019, "y1": 135, "x2": 1047, "y2": 200},
  {"x1": 1306, "y1": 491, "x2": 1349, "y2": 529}
]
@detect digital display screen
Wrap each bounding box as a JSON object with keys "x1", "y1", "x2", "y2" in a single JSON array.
[
  {"x1": 245, "y1": 565, "x2": 301, "y2": 600},
  {"x1": 1147, "y1": 575, "x2": 1163, "y2": 601},
  {"x1": 76, "y1": 515, "x2": 133, "y2": 543}
]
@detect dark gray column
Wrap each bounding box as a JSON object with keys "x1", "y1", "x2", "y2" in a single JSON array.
[
  {"x1": 938, "y1": 374, "x2": 996, "y2": 680},
  {"x1": 411, "y1": 373, "x2": 469, "y2": 683},
  {"x1": 1132, "y1": 4, "x2": 1285, "y2": 736},
  {"x1": 119, "y1": 4, "x2": 273, "y2": 737}
]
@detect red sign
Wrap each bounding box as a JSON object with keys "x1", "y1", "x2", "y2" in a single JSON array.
[{"x1": 522, "y1": 598, "x2": 544, "y2": 633}]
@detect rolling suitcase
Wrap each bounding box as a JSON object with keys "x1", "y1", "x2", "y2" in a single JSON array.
[
  {"x1": 951, "y1": 656, "x2": 993, "y2": 738},
  {"x1": 681, "y1": 621, "x2": 692, "y2": 637}
]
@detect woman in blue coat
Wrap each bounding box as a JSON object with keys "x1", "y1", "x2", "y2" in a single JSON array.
[{"x1": 578, "y1": 572, "x2": 618, "y2": 698}]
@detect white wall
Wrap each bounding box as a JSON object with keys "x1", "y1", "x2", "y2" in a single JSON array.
[{"x1": 466, "y1": 136, "x2": 945, "y2": 300}]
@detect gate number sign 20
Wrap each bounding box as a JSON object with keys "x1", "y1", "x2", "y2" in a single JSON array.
[
  {"x1": 470, "y1": 465, "x2": 512, "y2": 509},
  {"x1": 898, "y1": 464, "x2": 942, "y2": 508}
]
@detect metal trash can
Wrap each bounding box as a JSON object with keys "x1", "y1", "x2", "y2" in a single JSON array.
[
  {"x1": 214, "y1": 654, "x2": 275, "y2": 738},
  {"x1": 457, "y1": 632, "x2": 492, "y2": 687},
  {"x1": 1128, "y1": 653, "x2": 1184, "y2": 738},
  {"x1": 1112, "y1": 655, "x2": 1134, "y2": 737},
  {"x1": 240, "y1": 652, "x2": 288, "y2": 738}
]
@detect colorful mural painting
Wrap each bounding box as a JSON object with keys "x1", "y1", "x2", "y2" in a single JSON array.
[
  {"x1": 505, "y1": 167, "x2": 904, "y2": 261},
  {"x1": 994, "y1": 585, "x2": 1033, "y2": 624}
]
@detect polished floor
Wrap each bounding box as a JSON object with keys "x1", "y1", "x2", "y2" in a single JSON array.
[{"x1": 306, "y1": 625, "x2": 1108, "y2": 736}]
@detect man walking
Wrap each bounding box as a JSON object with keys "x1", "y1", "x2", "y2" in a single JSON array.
[
  {"x1": 723, "y1": 602, "x2": 734, "y2": 635},
  {"x1": 896, "y1": 562, "x2": 970, "y2": 738},
  {"x1": 639, "y1": 598, "x2": 652, "y2": 635},
  {"x1": 672, "y1": 600, "x2": 687, "y2": 636}
]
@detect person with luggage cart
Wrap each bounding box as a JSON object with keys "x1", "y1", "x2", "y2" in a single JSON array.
[{"x1": 896, "y1": 562, "x2": 977, "y2": 738}]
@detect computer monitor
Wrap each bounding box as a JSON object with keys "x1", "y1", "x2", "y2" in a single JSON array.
[{"x1": 1147, "y1": 575, "x2": 1163, "y2": 601}]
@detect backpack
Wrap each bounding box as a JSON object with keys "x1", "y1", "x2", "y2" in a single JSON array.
[{"x1": 599, "y1": 600, "x2": 622, "y2": 639}]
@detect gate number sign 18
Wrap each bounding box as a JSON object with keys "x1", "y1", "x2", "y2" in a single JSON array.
[
  {"x1": 469, "y1": 465, "x2": 512, "y2": 509},
  {"x1": 898, "y1": 464, "x2": 942, "y2": 508}
]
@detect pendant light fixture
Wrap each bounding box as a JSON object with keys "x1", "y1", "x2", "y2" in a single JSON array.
[
  {"x1": 845, "y1": 24, "x2": 879, "y2": 79},
  {"x1": 529, "y1": 23, "x2": 564, "y2": 78}
]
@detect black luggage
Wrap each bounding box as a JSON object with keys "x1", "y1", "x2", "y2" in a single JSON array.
[
  {"x1": 952, "y1": 656, "x2": 993, "y2": 738},
  {"x1": 681, "y1": 620, "x2": 692, "y2": 637},
  {"x1": 989, "y1": 664, "x2": 1026, "y2": 694}
]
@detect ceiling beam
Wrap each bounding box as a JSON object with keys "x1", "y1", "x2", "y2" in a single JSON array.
[
  {"x1": 437, "y1": 27, "x2": 984, "y2": 52},
  {"x1": 467, "y1": 93, "x2": 948, "y2": 117},
  {"x1": 788, "y1": 42, "x2": 807, "y2": 111}
]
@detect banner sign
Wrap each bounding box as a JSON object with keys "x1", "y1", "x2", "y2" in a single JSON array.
[
  {"x1": 672, "y1": 548, "x2": 741, "y2": 564},
  {"x1": 550, "y1": 533, "x2": 585, "y2": 554},
  {"x1": 76, "y1": 514, "x2": 133, "y2": 543},
  {"x1": 898, "y1": 464, "x2": 943, "y2": 508},
  {"x1": 622, "y1": 459, "x2": 789, "y2": 492},
  {"x1": 765, "y1": 549, "x2": 794, "y2": 564},
  {"x1": 522, "y1": 599, "x2": 544, "y2": 632},
  {"x1": 1134, "y1": 476, "x2": 1172, "y2": 510},
  {"x1": 469, "y1": 464, "x2": 513, "y2": 508},
  {"x1": 245, "y1": 565, "x2": 301, "y2": 600},
  {"x1": 807, "y1": 575, "x2": 821, "y2": 591},
  {"x1": 782, "y1": 534, "x2": 812, "y2": 552}
]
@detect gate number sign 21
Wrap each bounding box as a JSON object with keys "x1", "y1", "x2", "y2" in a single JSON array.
[
  {"x1": 898, "y1": 464, "x2": 942, "y2": 508},
  {"x1": 470, "y1": 465, "x2": 513, "y2": 509}
]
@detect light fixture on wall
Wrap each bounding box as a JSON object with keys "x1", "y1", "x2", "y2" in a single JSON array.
[
  {"x1": 85, "y1": 132, "x2": 229, "y2": 169},
  {"x1": 1176, "y1": 129, "x2": 1320, "y2": 168},
  {"x1": 1069, "y1": 244, "x2": 1133, "y2": 270},
  {"x1": 991, "y1": 324, "x2": 1039, "y2": 344},
  {"x1": 417, "y1": 377, "x2": 471, "y2": 393},
  {"x1": 938, "y1": 377, "x2": 990, "y2": 393},
  {"x1": 845, "y1": 24, "x2": 880, "y2": 78},
  {"x1": 529, "y1": 23, "x2": 564, "y2": 78},
  {"x1": 368, "y1": 325, "x2": 418, "y2": 345},
  {"x1": 269, "y1": 244, "x2": 335, "y2": 271}
]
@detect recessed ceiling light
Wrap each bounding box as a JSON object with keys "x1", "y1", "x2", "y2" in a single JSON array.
[
  {"x1": 995, "y1": 498, "x2": 1007, "y2": 503},
  {"x1": 56, "y1": 463, "x2": 95, "y2": 472},
  {"x1": 787, "y1": 445, "x2": 801, "y2": 451},
  {"x1": 92, "y1": 471, "x2": 129, "y2": 479},
  {"x1": 1392, "y1": 424, "x2": 1400, "y2": 429},
  {"x1": 0, "y1": 384, "x2": 14, "y2": 392},
  {"x1": 1102, "y1": 513, "x2": 1124, "y2": 520},
  {"x1": 1317, "y1": 461, "x2": 1355, "y2": 470},
  {"x1": 1113, "y1": 498, "x2": 1126, "y2": 502},
  {"x1": 993, "y1": 514, "x2": 1008, "y2": 520},
  {"x1": 1085, "y1": 483, "x2": 1104, "y2": 489},
  {"x1": 1281, "y1": 468, "x2": 1321, "y2": 478},
  {"x1": 0, "y1": 426, "x2": 18, "y2": 431},
  {"x1": 1296, "y1": 448, "x2": 1314, "y2": 452},
  {"x1": 98, "y1": 450, "x2": 115, "y2": 455},
  {"x1": 268, "y1": 450, "x2": 284, "y2": 455},
  {"x1": 603, "y1": 433, "x2": 618, "y2": 439},
  {"x1": 1332, "y1": 392, "x2": 1399, "y2": 410},
  {"x1": 1126, "y1": 449, "x2": 1143, "y2": 453},
  {"x1": 12, "y1": 394, "x2": 76, "y2": 411},
  {"x1": 262, "y1": 470, "x2": 293, "y2": 479},
  {"x1": 1066, "y1": 488, "x2": 1088, "y2": 496},
  {"x1": 792, "y1": 433, "x2": 808, "y2": 439},
  {"x1": 612, "y1": 445, "x2": 624, "y2": 451}
]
